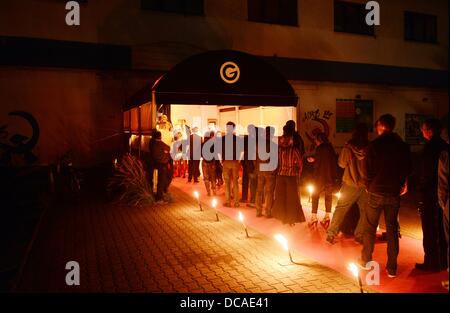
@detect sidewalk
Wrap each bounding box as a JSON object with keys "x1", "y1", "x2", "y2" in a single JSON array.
[
  {"x1": 171, "y1": 177, "x2": 448, "y2": 293},
  {"x1": 16, "y1": 187, "x2": 365, "y2": 293}
]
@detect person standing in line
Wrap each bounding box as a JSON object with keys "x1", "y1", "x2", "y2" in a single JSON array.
[
  {"x1": 156, "y1": 114, "x2": 174, "y2": 147},
  {"x1": 241, "y1": 124, "x2": 257, "y2": 207},
  {"x1": 188, "y1": 127, "x2": 202, "y2": 183},
  {"x1": 151, "y1": 131, "x2": 171, "y2": 204},
  {"x1": 221, "y1": 122, "x2": 241, "y2": 208},
  {"x1": 201, "y1": 131, "x2": 217, "y2": 196},
  {"x1": 285, "y1": 120, "x2": 305, "y2": 156},
  {"x1": 437, "y1": 126, "x2": 449, "y2": 289},
  {"x1": 360, "y1": 114, "x2": 412, "y2": 278},
  {"x1": 173, "y1": 131, "x2": 187, "y2": 178},
  {"x1": 307, "y1": 132, "x2": 337, "y2": 229},
  {"x1": 285, "y1": 120, "x2": 306, "y2": 210},
  {"x1": 272, "y1": 126, "x2": 306, "y2": 226},
  {"x1": 327, "y1": 123, "x2": 369, "y2": 244},
  {"x1": 416, "y1": 118, "x2": 449, "y2": 272},
  {"x1": 255, "y1": 126, "x2": 277, "y2": 218}
]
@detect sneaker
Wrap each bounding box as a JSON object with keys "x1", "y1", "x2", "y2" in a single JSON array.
[
  {"x1": 326, "y1": 235, "x2": 335, "y2": 245},
  {"x1": 386, "y1": 269, "x2": 397, "y2": 278}
]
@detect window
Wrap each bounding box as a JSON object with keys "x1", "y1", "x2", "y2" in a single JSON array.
[
  {"x1": 334, "y1": 1, "x2": 374, "y2": 36},
  {"x1": 404, "y1": 11, "x2": 437, "y2": 43},
  {"x1": 336, "y1": 99, "x2": 373, "y2": 133},
  {"x1": 248, "y1": 0, "x2": 298, "y2": 26},
  {"x1": 141, "y1": 0, "x2": 204, "y2": 16}
]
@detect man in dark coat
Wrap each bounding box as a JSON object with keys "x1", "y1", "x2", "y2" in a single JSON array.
[
  {"x1": 188, "y1": 127, "x2": 202, "y2": 183},
  {"x1": 360, "y1": 114, "x2": 412, "y2": 278},
  {"x1": 151, "y1": 131, "x2": 171, "y2": 203},
  {"x1": 416, "y1": 118, "x2": 449, "y2": 272}
]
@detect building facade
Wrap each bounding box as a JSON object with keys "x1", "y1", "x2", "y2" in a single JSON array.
[{"x1": 0, "y1": 0, "x2": 448, "y2": 165}]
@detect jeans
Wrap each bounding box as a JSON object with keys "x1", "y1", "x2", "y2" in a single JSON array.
[
  {"x1": 256, "y1": 173, "x2": 276, "y2": 215},
  {"x1": 242, "y1": 168, "x2": 257, "y2": 203},
  {"x1": 361, "y1": 192, "x2": 400, "y2": 273},
  {"x1": 311, "y1": 183, "x2": 333, "y2": 213},
  {"x1": 328, "y1": 183, "x2": 367, "y2": 238},
  {"x1": 222, "y1": 161, "x2": 240, "y2": 205}
]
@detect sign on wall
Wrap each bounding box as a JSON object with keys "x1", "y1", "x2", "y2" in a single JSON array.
[{"x1": 336, "y1": 99, "x2": 373, "y2": 133}]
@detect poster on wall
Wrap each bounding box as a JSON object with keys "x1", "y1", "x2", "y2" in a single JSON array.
[
  {"x1": 336, "y1": 99, "x2": 373, "y2": 133},
  {"x1": 405, "y1": 113, "x2": 430, "y2": 145}
]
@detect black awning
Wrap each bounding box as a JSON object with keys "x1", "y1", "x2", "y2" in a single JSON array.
[{"x1": 124, "y1": 50, "x2": 298, "y2": 110}]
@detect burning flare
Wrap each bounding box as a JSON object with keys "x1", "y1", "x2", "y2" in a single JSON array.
[
  {"x1": 238, "y1": 211, "x2": 244, "y2": 223},
  {"x1": 274, "y1": 234, "x2": 289, "y2": 251},
  {"x1": 347, "y1": 262, "x2": 359, "y2": 278}
]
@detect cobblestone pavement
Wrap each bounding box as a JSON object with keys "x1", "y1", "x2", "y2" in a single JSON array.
[{"x1": 16, "y1": 187, "x2": 368, "y2": 293}]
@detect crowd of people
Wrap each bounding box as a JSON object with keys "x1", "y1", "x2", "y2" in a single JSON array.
[{"x1": 144, "y1": 113, "x2": 448, "y2": 288}]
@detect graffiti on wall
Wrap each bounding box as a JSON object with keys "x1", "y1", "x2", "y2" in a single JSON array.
[
  {"x1": 0, "y1": 111, "x2": 40, "y2": 166},
  {"x1": 302, "y1": 109, "x2": 333, "y2": 151}
]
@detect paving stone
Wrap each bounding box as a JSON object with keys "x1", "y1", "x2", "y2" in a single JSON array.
[{"x1": 16, "y1": 187, "x2": 367, "y2": 293}]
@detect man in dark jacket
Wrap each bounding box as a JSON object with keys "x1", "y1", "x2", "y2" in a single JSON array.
[
  {"x1": 360, "y1": 114, "x2": 412, "y2": 278},
  {"x1": 416, "y1": 118, "x2": 448, "y2": 272},
  {"x1": 151, "y1": 131, "x2": 171, "y2": 203},
  {"x1": 188, "y1": 127, "x2": 202, "y2": 183},
  {"x1": 241, "y1": 124, "x2": 257, "y2": 206}
]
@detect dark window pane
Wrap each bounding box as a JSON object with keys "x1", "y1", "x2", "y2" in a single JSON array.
[
  {"x1": 265, "y1": 0, "x2": 280, "y2": 24},
  {"x1": 162, "y1": 0, "x2": 184, "y2": 13},
  {"x1": 279, "y1": 0, "x2": 297, "y2": 25},
  {"x1": 404, "y1": 11, "x2": 437, "y2": 43},
  {"x1": 141, "y1": 0, "x2": 203, "y2": 15},
  {"x1": 185, "y1": 0, "x2": 204, "y2": 15},
  {"x1": 334, "y1": 1, "x2": 374, "y2": 36},
  {"x1": 141, "y1": 0, "x2": 162, "y2": 10}
]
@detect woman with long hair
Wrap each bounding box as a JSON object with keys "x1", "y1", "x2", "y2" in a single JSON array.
[{"x1": 272, "y1": 126, "x2": 306, "y2": 226}]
